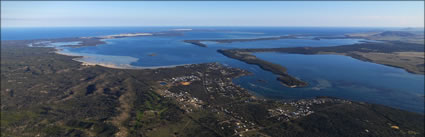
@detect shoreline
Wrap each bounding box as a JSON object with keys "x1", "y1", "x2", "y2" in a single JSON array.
[
  {"x1": 26, "y1": 31, "x2": 425, "y2": 75},
  {"x1": 54, "y1": 48, "x2": 190, "y2": 70},
  {"x1": 219, "y1": 41, "x2": 424, "y2": 75},
  {"x1": 19, "y1": 31, "x2": 183, "y2": 48},
  {"x1": 20, "y1": 31, "x2": 192, "y2": 70}
]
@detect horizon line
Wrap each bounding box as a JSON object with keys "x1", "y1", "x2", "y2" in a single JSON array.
[{"x1": 2, "y1": 26, "x2": 424, "y2": 28}]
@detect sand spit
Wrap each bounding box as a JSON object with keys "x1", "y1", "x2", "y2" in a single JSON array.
[
  {"x1": 26, "y1": 37, "x2": 186, "y2": 70},
  {"x1": 96, "y1": 33, "x2": 153, "y2": 39},
  {"x1": 172, "y1": 29, "x2": 192, "y2": 31},
  {"x1": 75, "y1": 59, "x2": 189, "y2": 70},
  {"x1": 54, "y1": 49, "x2": 188, "y2": 70}
]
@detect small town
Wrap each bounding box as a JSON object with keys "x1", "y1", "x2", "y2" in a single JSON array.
[
  {"x1": 269, "y1": 98, "x2": 352, "y2": 121},
  {"x1": 153, "y1": 63, "x2": 356, "y2": 137}
]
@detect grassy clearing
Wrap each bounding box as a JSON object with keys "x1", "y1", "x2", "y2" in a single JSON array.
[{"x1": 1, "y1": 110, "x2": 39, "y2": 126}]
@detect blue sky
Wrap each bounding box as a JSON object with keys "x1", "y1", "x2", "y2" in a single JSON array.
[{"x1": 1, "y1": 1, "x2": 424, "y2": 27}]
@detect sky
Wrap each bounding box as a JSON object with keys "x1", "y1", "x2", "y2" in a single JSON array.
[{"x1": 1, "y1": 1, "x2": 424, "y2": 27}]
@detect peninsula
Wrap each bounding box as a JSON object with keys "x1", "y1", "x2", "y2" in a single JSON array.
[
  {"x1": 218, "y1": 49, "x2": 308, "y2": 87},
  {"x1": 25, "y1": 31, "x2": 184, "y2": 48}
]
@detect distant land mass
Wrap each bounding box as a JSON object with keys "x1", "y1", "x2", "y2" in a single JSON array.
[
  {"x1": 374, "y1": 31, "x2": 417, "y2": 37},
  {"x1": 186, "y1": 30, "x2": 424, "y2": 75},
  {"x1": 345, "y1": 30, "x2": 424, "y2": 44}
]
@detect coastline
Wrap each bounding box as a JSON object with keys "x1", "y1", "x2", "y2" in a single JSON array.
[
  {"x1": 54, "y1": 48, "x2": 190, "y2": 70},
  {"x1": 29, "y1": 31, "x2": 193, "y2": 70},
  {"x1": 23, "y1": 31, "x2": 183, "y2": 48}
]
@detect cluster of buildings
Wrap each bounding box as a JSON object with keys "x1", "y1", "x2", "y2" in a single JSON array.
[
  {"x1": 268, "y1": 105, "x2": 313, "y2": 121},
  {"x1": 208, "y1": 106, "x2": 258, "y2": 137},
  {"x1": 206, "y1": 62, "x2": 226, "y2": 70},
  {"x1": 203, "y1": 65, "x2": 251, "y2": 99},
  {"x1": 161, "y1": 63, "x2": 258, "y2": 136},
  {"x1": 269, "y1": 98, "x2": 352, "y2": 121},
  {"x1": 220, "y1": 108, "x2": 258, "y2": 136},
  {"x1": 293, "y1": 98, "x2": 351, "y2": 106},
  {"x1": 205, "y1": 77, "x2": 245, "y2": 98},
  {"x1": 170, "y1": 75, "x2": 201, "y2": 84},
  {"x1": 161, "y1": 89, "x2": 204, "y2": 112},
  {"x1": 159, "y1": 63, "x2": 356, "y2": 136},
  {"x1": 157, "y1": 63, "x2": 357, "y2": 137}
]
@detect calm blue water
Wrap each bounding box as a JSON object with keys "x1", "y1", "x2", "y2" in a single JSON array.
[
  {"x1": 2, "y1": 27, "x2": 386, "y2": 40},
  {"x1": 2, "y1": 27, "x2": 424, "y2": 113},
  {"x1": 236, "y1": 53, "x2": 424, "y2": 112}
]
